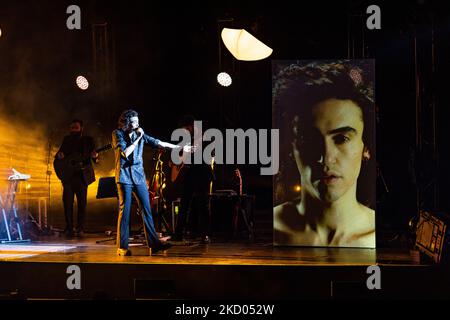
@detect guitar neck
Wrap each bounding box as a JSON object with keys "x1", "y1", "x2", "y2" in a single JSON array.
[{"x1": 96, "y1": 143, "x2": 112, "y2": 153}]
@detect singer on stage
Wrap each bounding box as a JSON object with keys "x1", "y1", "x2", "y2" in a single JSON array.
[{"x1": 112, "y1": 109, "x2": 193, "y2": 256}]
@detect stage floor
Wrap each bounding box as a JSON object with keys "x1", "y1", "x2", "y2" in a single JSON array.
[
  {"x1": 0, "y1": 234, "x2": 421, "y2": 266},
  {"x1": 1, "y1": 234, "x2": 447, "y2": 300}
]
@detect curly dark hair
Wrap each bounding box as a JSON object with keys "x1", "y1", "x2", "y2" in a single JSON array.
[
  {"x1": 272, "y1": 60, "x2": 376, "y2": 208},
  {"x1": 118, "y1": 109, "x2": 138, "y2": 129}
]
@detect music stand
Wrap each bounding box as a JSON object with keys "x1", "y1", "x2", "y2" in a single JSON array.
[
  {"x1": 95, "y1": 177, "x2": 118, "y2": 244},
  {"x1": 97, "y1": 177, "x2": 118, "y2": 199}
]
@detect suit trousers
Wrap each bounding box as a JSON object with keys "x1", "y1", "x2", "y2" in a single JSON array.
[{"x1": 116, "y1": 182, "x2": 160, "y2": 249}]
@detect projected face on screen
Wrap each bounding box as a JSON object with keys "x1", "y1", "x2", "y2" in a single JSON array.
[
  {"x1": 293, "y1": 98, "x2": 370, "y2": 204},
  {"x1": 272, "y1": 60, "x2": 376, "y2": 248}
]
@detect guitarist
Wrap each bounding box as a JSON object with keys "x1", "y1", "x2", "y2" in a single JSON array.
[
  {"x1": 172, "y1": 115, "x2": 214, "y2": 244},
  {"x1": 55, "y1": 119, "x2": 98, "y2": 238}
]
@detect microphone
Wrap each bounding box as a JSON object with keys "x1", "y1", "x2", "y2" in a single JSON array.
[{"x1": 134, "y1": 127, "x2": 144, "y2": 137}]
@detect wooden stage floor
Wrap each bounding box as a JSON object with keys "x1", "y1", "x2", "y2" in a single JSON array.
[{"x1": 0, "y1": 234, "x2": 421, "y2": 266}]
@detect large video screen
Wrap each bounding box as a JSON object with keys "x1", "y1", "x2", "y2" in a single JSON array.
[{"x1": 273, "y1": 60, "x2": 376, "y2": 248}]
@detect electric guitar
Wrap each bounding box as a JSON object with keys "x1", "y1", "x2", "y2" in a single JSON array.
[
  {"x1": 170, "y1": 153, "x2": 215, "y2": 183},
  {"x1": 169, "y1": 143, "x2": 198, "y2": 183},
  {"x1": 170, "y1": 160, "x2": 188, "y2": 183},
  {"x1": 53, "y1": 143, "x2": 112, "y2": 182}
]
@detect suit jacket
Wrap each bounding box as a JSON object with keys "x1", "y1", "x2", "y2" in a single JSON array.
[
  {"x1": 56, "y1": 135, "x2": 96, "y2": 185},
  {"x1": 112, "y1": 128, "x2": 160, "y2": 185}
]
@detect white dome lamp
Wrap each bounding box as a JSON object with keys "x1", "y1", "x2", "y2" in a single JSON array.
[{"x1": 221, "y1": 28, "x2": 273, "y2": 61}]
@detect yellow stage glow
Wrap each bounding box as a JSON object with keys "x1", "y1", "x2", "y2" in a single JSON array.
[
  {"x1": 221, "y1": 28, "x2": 273, "y2": 61},
  {"x1": 0, "y1": 115, "x2": 117, "y2": 232},
  {"x1": 0, "y1": 245, "x2": 76, "y2": 260},
  {"x1": 0, "y1": 244, "x2": 76, "y2": 252},
  {"x1": 294, "y1": 185, "x2": 301, "y2": 192}
]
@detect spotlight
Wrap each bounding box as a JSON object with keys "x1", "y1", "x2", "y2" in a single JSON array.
[
  {"x1": 76, "y1": 75, "x2": 89, "y2": 90},
  {"x1": 217, "y1": 72, "x2": 232, "y2": 87},
  {"x1": 294, "y1": 185, "x2": 301, "y2": 192},
  {"x1": 221, "y1": 28, "x2": 273, "y2": 61},
  {"x1": 0, "y1": 27, "x2": 2, "y2": 38}
]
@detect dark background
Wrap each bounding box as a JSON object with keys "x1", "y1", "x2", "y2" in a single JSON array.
[{"x1": 1, "y1": 0, "x2": 449, "y2": 236}]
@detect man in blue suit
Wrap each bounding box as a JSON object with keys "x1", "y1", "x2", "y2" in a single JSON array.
[{"x1": 112, "y1": 109, "x2": 192, "y2": 256}]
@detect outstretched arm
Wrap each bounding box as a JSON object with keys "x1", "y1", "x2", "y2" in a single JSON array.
[
  {"x1": 158, "y1": 141, "x2": 194, "y2": 153},
  {"x1": 141, "y1": 129, "x2": 193, "y2": 153}
]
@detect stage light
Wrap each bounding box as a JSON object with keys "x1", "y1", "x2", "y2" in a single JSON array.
[
  {"x1": 0, "y1": 27, "x2": 2, "y2": 38},
  {"x1": 415, "y1": 211, "x2": 450, "y2": 263},
  {"x1": 217, "y1": 72, "x2": 232, "y2": 87},
  {"x1": 294, "y1": 185, "x2": 301, "y2": 192},
  {"x1": 26, "y1": 184, "x2": 31, "y2": 190},
  {"x1": 221, "y1": 28, "x2": 273, "y2": 61},
  {"x1": 76, "y1": 75, "x2": 89, "y2": 90}
]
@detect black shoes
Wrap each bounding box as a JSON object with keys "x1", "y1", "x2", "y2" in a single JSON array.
[
  {"x1": 150, "y1": 242, "x2": 172, "y2": 255},
  {"x1": 64, "y1": 227, "x2": 85, "y2": 238},
  {"x1": 117, "y1": 248, "x2": 132, "y2": 256},
  {"x1": 64, "y1": 229, "x2": 74, "y2": 239},
  {"x1": 117, "y1": 242, "x2": 172, "y2": 256},
  {"x1": 77, "y1": 230, "x2": 85, "y2": 238}
]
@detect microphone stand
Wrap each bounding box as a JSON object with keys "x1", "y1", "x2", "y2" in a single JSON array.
[{"x1": 44, "y1": 131, "x2": 56, "y2": 235}]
